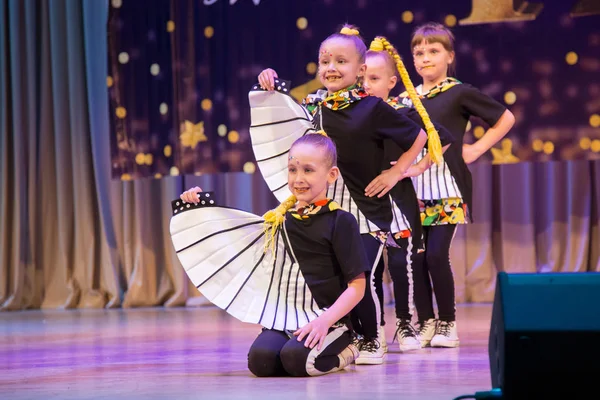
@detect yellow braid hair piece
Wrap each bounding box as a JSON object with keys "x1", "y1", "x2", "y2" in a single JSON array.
[
  {"x1": 373, "y1": 36, "x2": 443, "y2": 165},
  {"x1": 262, "y1": 194, "x2": 297, "y2": 253},
  {"x1": 369, "y1": 38, "x2": 384, "y2": 52},
  {"x1": 340, "y1": 27, "x2": 360, "y2": 36}
]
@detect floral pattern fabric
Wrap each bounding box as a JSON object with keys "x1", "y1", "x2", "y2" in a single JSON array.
[{"x1": 420, "y1": 197, "x2": 469, "y2": 226}]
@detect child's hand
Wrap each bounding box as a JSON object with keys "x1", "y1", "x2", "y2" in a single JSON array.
[
  {"x1": 258, "y1": 68, "x2": 278, "y2": 91},
  {"x1": 365, "y1": 167, "x2": 403, "y2": 198},
  {"x1": 293, "y1": 316, "x2": 331, "y2": 350},
  {"x1": 180, "y1": 186, "x2": 202, "y2": 204}
]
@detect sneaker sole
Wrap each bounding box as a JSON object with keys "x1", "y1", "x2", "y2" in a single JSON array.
[
  {"x1": 355, "y1": 357, "x2": 385, "y2": 365},
  {"x1": 431, "y1": 341, "x2": 459, "y2": 348},
  {"x1": 399, "y1": 344, "x2": 421, "y2": 352}
]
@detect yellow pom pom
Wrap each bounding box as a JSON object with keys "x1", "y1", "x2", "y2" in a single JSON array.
[{"x1": 340, "y1": 27, "x2": 360, "y2": 36}]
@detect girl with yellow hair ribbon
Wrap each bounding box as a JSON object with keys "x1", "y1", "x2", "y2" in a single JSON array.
[
  {"x1": 360, "y1": 35, "x2": 455, "y2": 355},
  {"x1": 174, "y1": 133, "x2": 371, "y2": 377}
]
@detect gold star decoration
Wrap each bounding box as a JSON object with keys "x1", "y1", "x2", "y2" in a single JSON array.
[
  {"x1": 491, "y1": 138, "x2": 520, "y2": 164},
  {"x1": 180, "y1": 120, "x2": 207, "y2": 149}
]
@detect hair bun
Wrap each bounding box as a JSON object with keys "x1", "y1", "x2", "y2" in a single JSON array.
[{"x1": 340, "y1": 26, "x2": 360, "y2": 36}]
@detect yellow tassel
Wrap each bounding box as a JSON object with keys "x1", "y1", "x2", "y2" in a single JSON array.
[
  {"x1": 340, "y1": 27, "x2": 360, "y2": 36},
  {"x1": 262, "y1": 194, "x2": 297, "y2": 253},
  {"x1": 374, "y1": 36, "x2": 444, "y2": 165},
  {"x1": 315, "y1": 130, "x2": 328, "y2": 137}
]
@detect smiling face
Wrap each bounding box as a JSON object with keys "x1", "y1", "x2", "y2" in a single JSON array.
[
  {"x1": 363, "y1": 52, "x2": 398, "y2": 99},
  {"x1": 318, "y1": 37, "x2": 366, "y2": 94},
  {"x1": 287, "y1": 143, "x2": 339, "y2": 207},
  {"x1": 412, "y1": 40, "x2": 455, "y2": 85}
]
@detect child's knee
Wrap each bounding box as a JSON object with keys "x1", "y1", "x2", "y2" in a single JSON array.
[
  {"x1": 280, "y1": 340, "x2": 311, "y2": 377},
  {"x1": 247, "y1": 345, "x2": 281, "y2": 377}
]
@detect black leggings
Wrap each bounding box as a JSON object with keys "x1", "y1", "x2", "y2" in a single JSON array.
[
  {"x1": 373, "y1": 237, "x2": 424, "y2": 324},
  {"x1": 247, "y1": 325, "x2": 352, "y2": 377},
  {"x1": 413, "y1": 224, "x2": 458, "y2": 322}
]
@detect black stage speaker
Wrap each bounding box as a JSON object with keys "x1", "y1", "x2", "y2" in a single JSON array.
[{"x1": 489, "y1": 271, "x2": 600, "y2": 399}]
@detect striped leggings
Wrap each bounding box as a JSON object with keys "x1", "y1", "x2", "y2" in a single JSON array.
[
  {"x1": 373, "y1": 237, "x2": 423, "y2": 325},
  {"x1": 350, "y1": 234, "x2": 416, "y2": 339}
]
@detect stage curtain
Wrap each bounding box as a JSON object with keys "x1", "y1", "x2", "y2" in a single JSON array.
[{"x1": 1, "y1": 0, "x2": 598, "y2": 311}]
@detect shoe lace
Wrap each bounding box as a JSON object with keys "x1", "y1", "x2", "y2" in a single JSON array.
[
  {"x1": 416, "y1": 319, "x2": 437, "y2": 335},
  {"x1": 393, "y1": 320, "x2": 418, "y2": 343},
  {"x1": 437, "y1": 321, "x2": 454, "y2": 336},
  {"x1": 359, "y1": 338, "x2": 381, "y2": 352}
]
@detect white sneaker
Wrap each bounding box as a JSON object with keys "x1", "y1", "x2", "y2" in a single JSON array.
[
  {"x1": 417, "y1": 318, "x2": 438, "y2": 347},
  {"x1": 378, "y1": 325, "x2": 388, "y2": 353},
  {"x1": 355, "y1": 338, "x2": 386, "y2": 365},
  {"x1": 430, "y1": 320, "x2": 460, "y2": 348},
  {"x1": 394, "y1": 319, "x2": 422, "y2": 352},
  {"x1": 336, "y1": 343, "x2": 360, "y2": 370}
]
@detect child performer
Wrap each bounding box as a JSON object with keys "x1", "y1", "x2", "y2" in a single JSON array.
[
  {"x1": 173, "y1": 134, "x2": 370, "y2": 377},
  {"x1": 362, "y1": 35, "x2": 452, "y2": 352},
  {"x1": 402, "y1": 23, "x2": 515, "y2": 348}
]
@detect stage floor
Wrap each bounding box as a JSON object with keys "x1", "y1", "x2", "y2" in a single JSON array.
[{"x1": 0, "y1": 304, "x2": 495, "y2": 400}]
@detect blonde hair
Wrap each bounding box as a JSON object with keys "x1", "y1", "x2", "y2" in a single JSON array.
[
  {"x1": 320, "y1": 24, "x2": 367, "y2": 62},
  {"x1": 291, "y1": 133, "x2": 337, "y2": 168},
  {"x1": 262, "y1": 132, "x2": 335, "y2": 252},
  {"x1": 369, "y1": 36, "x2": 443, "y2": 164},
  {"x1": 365, "y1": 50, "x2": 399, "y2": 80},
  {"x1": 411, "y1": 22, "x2": 456, "y2": 76}
]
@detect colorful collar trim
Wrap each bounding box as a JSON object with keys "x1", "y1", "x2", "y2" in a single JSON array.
[
  {"x1": 289, "y1": 199, "x2": 341, "y2": 220},
  {"x1": 386, "y1": 96, "x2": 408, "y2": 110},
  {"x1": 321, "y1": 85, "x2": 369, "y2": 111},
  {"x1": 303, "y1": 85, "x2": 369, "y2": 115},
  {"x1": 400, "y1": 77, "x2": 462, "y2": 104},
  {"x1": 418, "y1": 77, "x2": 462, "y2": 98}
]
